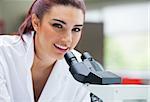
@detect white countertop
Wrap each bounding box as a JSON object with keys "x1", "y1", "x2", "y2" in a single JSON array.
[{"x1": 86, "y1": 84, "x2": 150, "y2": 102}]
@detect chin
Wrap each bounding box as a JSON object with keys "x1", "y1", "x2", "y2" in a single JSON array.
[{"x1": 55, "y1": 53, "x2": 65, "y2": 60}]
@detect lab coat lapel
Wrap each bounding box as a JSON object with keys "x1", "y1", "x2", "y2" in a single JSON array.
[
  {"x1": 24, "y1": 32, "x2": 35, "y2": 101},
  {"x1": 38, "y1": 59, "x2": 68, "y2": 102}
]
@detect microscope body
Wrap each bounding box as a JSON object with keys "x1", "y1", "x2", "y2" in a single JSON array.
[{"x1": 64, "y1": 51, "x2": 121, "y2": 85}]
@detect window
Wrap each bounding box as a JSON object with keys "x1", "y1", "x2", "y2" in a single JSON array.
[{"x1": 103, "y1": 3, "x2": 149, "y2": 78}]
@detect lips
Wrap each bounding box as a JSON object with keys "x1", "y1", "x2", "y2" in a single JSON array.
[{"x1": 54, "y1": 44, "x2": 69, "y2": 52}]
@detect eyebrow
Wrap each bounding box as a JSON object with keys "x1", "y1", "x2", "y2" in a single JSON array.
[
  {"x1": 52, "y1": 19, "x2": 66, "y2": 24},
  {"x1": 52, "y1": 18, "x2": 83, "y2": 27},
  {"x1": 74, "y1": 24, "x2": 83, "y2": 27}
]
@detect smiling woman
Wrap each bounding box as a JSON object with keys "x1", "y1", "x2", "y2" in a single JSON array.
[
  {"x1": 0, "y1": 0, "x2": 91, "y2": 102},
  {"x1": 32, "y1": 5, "x2": 84, "y2": 61}
]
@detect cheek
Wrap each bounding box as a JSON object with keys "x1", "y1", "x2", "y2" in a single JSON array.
[
  {"x1": 71, "y1": 34, "x2": 81, "y2": 48},
  {"x1": 42, "y1": 27, "x2": 59, "y2": 43}
]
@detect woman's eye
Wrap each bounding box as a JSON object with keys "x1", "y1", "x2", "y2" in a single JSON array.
[
  {"x1": 72, "y1": 28, "x2": 81, "y2": 32},
  {"x1": 52, "y1": 23, "x2": 63, "y2": 29}
]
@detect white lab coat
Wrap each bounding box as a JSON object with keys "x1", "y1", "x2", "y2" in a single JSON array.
[{"x1": 0, "y1": 32, "x2": 91, "y2": 102}]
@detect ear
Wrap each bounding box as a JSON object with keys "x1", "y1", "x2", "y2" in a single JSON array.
[{"x1": 31, "y1": 14, "x2": 40, "y2": 31}]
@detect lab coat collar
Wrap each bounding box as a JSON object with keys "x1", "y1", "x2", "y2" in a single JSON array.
[{"x1": 24, "y1": 31, "x2": 34, "y2": 71}]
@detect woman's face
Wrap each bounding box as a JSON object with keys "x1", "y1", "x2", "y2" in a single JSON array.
[{"x1": 33, "y1": 5, "x2": 84, "y2": 60}]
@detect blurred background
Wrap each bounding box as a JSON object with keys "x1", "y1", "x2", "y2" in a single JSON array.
[{"x1": 0, "y1": 0, "x2": 150, "y2": 85}]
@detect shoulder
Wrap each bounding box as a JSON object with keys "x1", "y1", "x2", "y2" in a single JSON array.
[
  {"x1": 0, "y1": 32, "x2": 33, "y2": 56},
  {"x1": 0, "y1": 34, "x2": 22, "y2": 57},
  {"x1": 0, "y1": 34, "x2": 21, "y2": 46},
  {"x1": 0, "y1": 32, "x2": 33, "y2": 47}
]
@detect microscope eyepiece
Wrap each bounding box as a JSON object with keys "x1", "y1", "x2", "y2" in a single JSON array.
[
  {"x1": 81, "y1": 52, "x2": 93, "y2": 61},
  {"x1": 64, "y1": 51, "x2": 78, "y2": 65}
]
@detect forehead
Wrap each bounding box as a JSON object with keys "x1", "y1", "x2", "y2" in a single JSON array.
[{"x1": 43, "y1": 5, "x2": 84, "y2": 24}]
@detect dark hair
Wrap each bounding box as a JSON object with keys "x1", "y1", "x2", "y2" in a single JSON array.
[{"x1": 18, "y1": 0, "x2": 86, "y2": 37}]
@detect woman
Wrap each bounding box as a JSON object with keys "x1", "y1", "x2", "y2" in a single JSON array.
[{"x1": 0, "y1": 0, "x2": 91, "y2": 102}]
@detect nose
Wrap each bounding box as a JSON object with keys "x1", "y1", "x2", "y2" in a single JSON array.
[{"x1": 61, "y1": 31, "x2": 72, "y2": 45}]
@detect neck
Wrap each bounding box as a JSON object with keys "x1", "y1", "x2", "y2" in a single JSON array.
[
  {"x1": 31, "y1": 53, "x2": 56, "y2": 72},
  {"x1": 32, "y1": 33, "x2": 56, "y2": 71}
]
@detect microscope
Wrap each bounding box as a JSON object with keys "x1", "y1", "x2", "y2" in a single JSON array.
[{"x1": 64, "y1": 51, "x2": 121, "y2": 102}]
